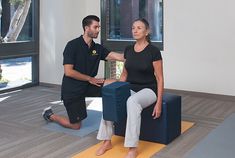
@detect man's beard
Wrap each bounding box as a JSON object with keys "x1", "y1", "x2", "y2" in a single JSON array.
[{"x1": 88, "y1": 32, "x2": 99, "y2": 38}]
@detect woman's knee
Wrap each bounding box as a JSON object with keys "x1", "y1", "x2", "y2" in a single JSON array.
[
  {"x1": 103, "y1": 79, "x2": 117, "y2": 86},
  {"x1": 133, "y1": 88, "x2": 157, "y2": 105},
  {"x1": 127, "y1": 88, "x2": 157, "y2": 110},
  {"x1": 126, "y1": 96, "x2": 141, "y2": 112},
  {"x1": 127, "y1": 96, "x2": 135, "y2": 107}
]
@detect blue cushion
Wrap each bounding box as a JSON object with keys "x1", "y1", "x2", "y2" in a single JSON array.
[
  {"x1": 102, "y1": 82, "x2": 130, "y2": 122},
  {"x1": 114, "y1": 92, "x2": 181, "y2": 144}
]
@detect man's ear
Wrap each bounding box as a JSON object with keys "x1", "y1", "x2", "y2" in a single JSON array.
[{"x1": 84, "y1": 26, "x2": 89, "y2": 31}]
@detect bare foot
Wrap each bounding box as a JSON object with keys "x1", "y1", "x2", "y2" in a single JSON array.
[
  {"x1": 96, "y1": 140, "x2": 112, "y2": 156},
  {"x1": 70, "y1": 121, "x2": 82, "y2": 130},
  {"x1": 124, "y1": 147, "x2": 138, "y2": 158}
]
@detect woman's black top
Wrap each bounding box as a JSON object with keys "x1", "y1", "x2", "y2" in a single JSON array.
[{"x1": 124, "y1": 44, "x2": 162, "y2": 95}]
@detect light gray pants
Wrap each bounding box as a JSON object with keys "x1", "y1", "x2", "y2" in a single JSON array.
[{"x1": 97, "y1": 88, "x2": 157, "y2": 147}]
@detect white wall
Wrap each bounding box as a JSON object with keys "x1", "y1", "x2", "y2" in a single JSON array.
[
  {"x1": 40, "y1": 0, "x2": 102, "y2": 84},
  {"x1": 40, "y1": 0, "x2": 235, "y2": 96},
  {"x1": 163, "y1": 0, "x2": 235, "y2": 95}
]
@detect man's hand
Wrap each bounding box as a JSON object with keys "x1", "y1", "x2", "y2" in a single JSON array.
[{"x1": 88, "y1": 77, "x2": 105, "y2": 87}]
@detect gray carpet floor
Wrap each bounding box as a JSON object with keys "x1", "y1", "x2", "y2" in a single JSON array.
[{"x1": 0, "y1": 85, "x2": 235, "y2": 158}]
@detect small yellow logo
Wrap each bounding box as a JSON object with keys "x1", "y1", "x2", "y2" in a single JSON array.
[{"x1": 91, "y1": 50, "x2": 98, "y2": 56}]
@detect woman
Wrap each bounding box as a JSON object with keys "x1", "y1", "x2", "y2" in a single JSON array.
[{"x1": 96, "y1": 18, "x2": 164, "y2": 158}]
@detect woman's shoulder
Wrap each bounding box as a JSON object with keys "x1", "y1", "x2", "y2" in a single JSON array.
[
  {"x1": 147, "y1": 44, "x2": 160, "y2": 52},
  {"x1": 124, "y1": 45, "x2": 134, "y2": 58},
  {"x1": 125, "y1": 44, "x2": 134, "y2": 50},
  {"x1": 147, "y1": 44, "x2": 162, "y2": 60},
  {"x1": 124, "y1": 45, "x2": 134, "y2": 54},
  {"x1": 147, "y1": 44, "x2": 161, "y2": 55}
]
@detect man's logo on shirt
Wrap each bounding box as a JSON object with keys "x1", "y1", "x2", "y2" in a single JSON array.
[{"x1": 91, "y1": 50, "x2": 98, "y2": 56}]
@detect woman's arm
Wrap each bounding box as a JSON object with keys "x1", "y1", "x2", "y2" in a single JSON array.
[
  {"x1": 152, "y1": 60, "x2": 164, "y2": 119},
  {"x1": 119, "y1": 63, "x2": 128, "y2": 82},
  {"x1": 105, "y1": 52, "x2": 124, "y2": 62}
]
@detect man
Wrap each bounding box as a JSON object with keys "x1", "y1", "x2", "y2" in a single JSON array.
[{"x1": 42, "y1": 15, "x2": 123, "y2": 130}]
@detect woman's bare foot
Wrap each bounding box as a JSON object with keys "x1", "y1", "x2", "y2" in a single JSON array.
[
  {"x1": 96, "y1": 140, "x2": 112, "y2": 156},
  {"x1": 124, "y1": 147, "x2": 138, "y2": 158}
]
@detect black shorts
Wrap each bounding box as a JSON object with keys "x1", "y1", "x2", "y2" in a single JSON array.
[{"x1": 63, "y1": 84, "x2": 102, "y2": 124}]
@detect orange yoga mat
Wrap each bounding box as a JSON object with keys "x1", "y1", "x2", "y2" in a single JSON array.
[{"x1": 72, "y1": 121, "x2": 194, "y2": 158}]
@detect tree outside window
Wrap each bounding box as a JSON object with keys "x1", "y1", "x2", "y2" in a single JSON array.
[
  {"x1": 0, "y1": 0, "x2": 32, "y2": 43},
  {"x1": 0, "y1": 0, "x2": 38, "y2": 91}
]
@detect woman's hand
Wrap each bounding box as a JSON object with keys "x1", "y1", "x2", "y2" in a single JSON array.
[{"x1": 152, "y1": 103, "x2": 162, "y2": 119}]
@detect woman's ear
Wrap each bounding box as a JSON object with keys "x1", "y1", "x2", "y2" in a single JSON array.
[{"x1": 147, "y1": 29, "x2": 150, "y2": 35}]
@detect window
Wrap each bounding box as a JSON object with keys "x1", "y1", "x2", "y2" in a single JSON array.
[
  {"x1": 0, "y1": 0, "x2": 39, "y2": 92},
  {"x1": 101, "y1": 0, "x2": 163, "y2": 79},
  {"x1": 0, "y1": 0, "x2": 33, "y2": 43},
  {"x1": 101, "y1": 0, "x2": 163, "y2": 51},
  {"x1": 0, "y1": 57, "x2": 32, "y2": 90}
]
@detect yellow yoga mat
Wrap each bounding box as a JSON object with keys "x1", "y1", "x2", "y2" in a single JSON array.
[{"x1": 72, "y1": 121, "x2": 194, "y2": 158}]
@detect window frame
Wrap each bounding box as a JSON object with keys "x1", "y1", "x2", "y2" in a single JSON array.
[
  {"x1": 100, "y1": 0, "x2": 164, "y2": 51},
  {"x1": 0, "y1": 0, "x2": 39, "y2": 93}
]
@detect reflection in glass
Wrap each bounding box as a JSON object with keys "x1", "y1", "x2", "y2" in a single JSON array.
[
  {"x1": 116, "y1": 61, "x2": 124, "y2": 79},
  {"x1": 0, "y1": 0, "x2": 33, "y2": 43},
  {"x1": 108, "y1": 0, "x2": 163, "y2": 42},
  {"x1": 0, "y1": 57, "x2": 32, "y2": 90}
]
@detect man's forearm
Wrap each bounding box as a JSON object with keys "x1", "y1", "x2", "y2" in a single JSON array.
[{"x1": 65, "y1": 69, "x2": 91, "y2": 82}]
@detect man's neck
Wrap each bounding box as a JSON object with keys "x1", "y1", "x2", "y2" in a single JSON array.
[{"x1": 82, "y1": 34, "x2": 93, "y2": 47}]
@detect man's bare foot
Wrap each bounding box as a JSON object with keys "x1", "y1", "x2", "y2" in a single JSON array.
[
  {"x1": 96, "y1": 140, "x2": 112, "y2": 156},
  {"x1": 70, "y1": 121, "x2": 81, "y2": 130},
  {"x1": 124, "y1": 147, "x2": 138, "y2": 158}
]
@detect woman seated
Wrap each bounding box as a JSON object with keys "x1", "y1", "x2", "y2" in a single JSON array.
[{"x1": 96, "y1": 18, "x2": 164, "y2": 158}]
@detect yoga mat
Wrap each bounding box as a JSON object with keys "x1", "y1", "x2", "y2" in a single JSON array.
[
  {"x1": 43, "y1": 98, "x2": 103, "y2": 137},
  {"x1": 72, "y1": 121, "x2": 194, "y2": 158},
  {"x1": 185, "y1": 113, "x2": 235, "y2": 158}
]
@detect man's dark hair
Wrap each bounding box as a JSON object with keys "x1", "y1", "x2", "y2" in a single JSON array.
[{"x1": 82, "y1": 15, "x2": 100, "y2": 31}]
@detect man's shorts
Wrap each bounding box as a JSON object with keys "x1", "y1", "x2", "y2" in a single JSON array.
[{"x1": 63, "y1": 84, "x2": 102, "y2": 124}]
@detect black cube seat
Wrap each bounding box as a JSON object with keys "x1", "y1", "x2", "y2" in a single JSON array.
[
  {"x1": 102, "y1": 82, "x2": 181, "y2": 145},
  {"x1": 114, "y1": 93, "x2": 181, "y2": 144}
]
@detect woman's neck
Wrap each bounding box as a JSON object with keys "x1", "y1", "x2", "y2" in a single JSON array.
[
  {"x1": 134, "y1": 39, "x2": 149, "y2": 52},
  {"x1": 135, "y1": 38, "x2": 149, "y2": 46}
]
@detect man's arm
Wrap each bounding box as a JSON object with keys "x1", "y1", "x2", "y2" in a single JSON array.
[
  {"x1": 64, "y1": 64, "x2": 104, "y2": 86},
  {"x1": 105, "y1": 52, "x2": 124, "y2": 61}
]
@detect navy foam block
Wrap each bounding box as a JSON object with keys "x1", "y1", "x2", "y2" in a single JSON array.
[
  {"x1": 102, "y1": 82, "x2": 130, "y2": 122},
  {"x1": 114, "y1": 92, "x2": 181, "y2": 144}
]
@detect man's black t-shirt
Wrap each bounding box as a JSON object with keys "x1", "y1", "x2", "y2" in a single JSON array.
[
  {"x1": 61, "y1": 35, "x2": 110, "y2": 99},
  {"x1": 124, "y1": 44, "x2": 162, "y2": 95}
]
